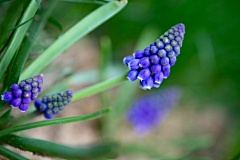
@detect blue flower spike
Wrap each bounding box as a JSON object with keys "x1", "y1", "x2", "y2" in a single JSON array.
[
  {"x1": 35, "y1": 90, "x2": 73, "y2": 119},
  {"x1": 126, "y1": 86, "x2": 182, "y2": 135},
  {"x1": 123, "y1": 23, "x2": 185, "y2": 90},
  {"x1": 1, "y1": 74, "x2": 44, "y2": 112}
]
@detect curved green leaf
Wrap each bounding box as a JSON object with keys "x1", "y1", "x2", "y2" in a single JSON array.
[
  {"x1": 0, "y1": 134, "x2": 119, "y2": 159},
  {"x1": 0, "y1": 107, "x2": 111, "y2": 137},
  {"x1": 62, "y1": 0, "x2": 106, "y2": 5},
  {"x1": 0, "y1": 0, "x2": 42, "y2": 81},
  {"x1": 0, "y1": 145, "x2": 29, "y2": 160},
  {"x1": 20, "y1": 0, "x2": 128, "y2": 80}
]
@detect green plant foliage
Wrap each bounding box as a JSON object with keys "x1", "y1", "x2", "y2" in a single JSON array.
[
  {"x1": 0, "y1": 145, "x2": 29, "y2": 160},
  {"x1": 0, "y1": 0, "x2": 42, "y2": 81},
  {"x1": 0, "y1": 107, "x2": 111, "y2": 137},
  {"x1": 0, "y1": 134, "x2": 119, "y2": 159},
  {"x1": 20, "y1": 0, "x2": 128, "y2": 80}
]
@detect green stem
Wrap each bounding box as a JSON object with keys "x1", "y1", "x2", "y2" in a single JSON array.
[
  {"x1": 0, "y1": 107, "x2": 111, "y2": 137},
  {"x1": 0, "y1": 134, "x2": 119, "y2": 159},
  {"x1": 72, "y1": 73, "x2": 127, "y2": 101},
  {"x1": 0, "y1": 145, "x2": 29, "y2": 160},
  {"x1": 0, "y1": 103, "x2": 11, "y2": 117}
]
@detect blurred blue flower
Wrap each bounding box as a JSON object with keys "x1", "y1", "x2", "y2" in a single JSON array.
[
  {"x1": 123, "y1": 24, "x2": 185, "y2": 90},
  {"x1": 126, "y1": 86, "x2": 182, "y2": 135}
]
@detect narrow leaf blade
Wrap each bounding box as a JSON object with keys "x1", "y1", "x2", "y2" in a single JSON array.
[
  {"x1": 0, "y1": 134, "x2": 119, "y2": 159},
  {"x1": 0, "y1": 107, "x2": 111, "y2": 137},
  {"x1": 0, "y1": 145, "x2": 29, "y2": 160}
]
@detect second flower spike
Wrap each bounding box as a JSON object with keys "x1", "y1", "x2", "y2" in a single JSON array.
[
  {"x1": 35, "y1": 90, "x2": 73, "y2": 119},
  {"x1": 123, "y1": 23, "x2": 185, "y2": 90},
  {"x1": 1, "y1": 74, "x2": 44, "y2": 112}
]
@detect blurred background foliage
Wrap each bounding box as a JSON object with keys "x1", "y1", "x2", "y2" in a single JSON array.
[{"x1": 1, "y1": 0, "x2": 240, "y2": 159}]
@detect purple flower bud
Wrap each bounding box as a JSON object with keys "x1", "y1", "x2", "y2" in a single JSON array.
[
  {"x1": 44, "y1": 112, "x2": 53, "y2": 119},
  {"x1": 1, "y1": 91, "x2": 13, "y2": 101},
  {"x1": 127, "y1": 70, "x2": 138, "y2": 81},
  {"x1": 150, "y1": 55, "x2": 160, "y2": 64},
  {"x1": 134, "y1": 50, "x2": 144, "y2": 59},
  {"x1": 23, "y1": 84, "x2": 32, "y2": 91},
  {"x1": 10, "y1": 84, "x2": 20, "y2": 91},
  {"x1": 138, "y1": 68, "x2": 151, "y2": 81},
  {"x1": 11, "y1": 98, "x2": 22, "y2": 107},
  {"x1": 163, "y1": 37, "x2": 170, "y2": 44},
  {"x1": 35, "y1": 99, "x2": 42, "y2": 109},
  {"x1": 168, "y1": 34, "x2": 174, "y2": 40},
  {"x1": 162, "y1": 64, "x2": 171, "y2": 72},
  {"x1": 157, "y1": 49, "x2": 167, "y2": 57},
  {"x1": 38, "y1": 82, "x2": 43, "y2": 88},
  {"x1": 142, "y1": 76, "x2": 153, "y2": 90},
  {"x1": 167, "y1": 51, "x2": 175, "y2": 58},
  {"x1": 154, "y1": 82, "x2": 160, "y2": 88},
  {"x1": 174, "y1": 46, "x2": 180, "y2": 56},
  {"x1": 31, "y1": 87, "x2": 39, "y2": 93},
  {"x1": 169, "y1": 56, "x2": 176, "y2": 66},
  {"x1": 160, "y1": 57, "x2": 169, "y2": 65},
  {"x1": 171, "y1": 40, "x2": 178, "y2": 47},
  {"x1": 153, "y1": 71, "x2": 163, "y2": 84},
  {"x1": 38, "y1": 87, "x2": 43, "y2": 92},
  {"x1": 150, "y1": 64, "x2": 161, "y2": 74},
  {"x1": 165, "y1": 44, "x2": 172, "y2": 52},
  {"x1": 128, "y1": 59, "x2": 140, "y2": 70},
  {"x1": 53, "y1": 107, "x2": 60, "y2": 114},
  {"x1": 155, "y1": 39, "x2": 164, "y2": 49},
  {"x1": 163, "y1": 71, "x2": 170, "y2": 79},
  {"x1": 19, "y1": 104, "x2": 28, "y2": 112},
  {"x1": 31, "y1": 93, "x2": 38, "y2": 100},
  {"x1": 19, "y1": 80, "x2": 26, "y2": 89},
  {"x1": 13, "y1": 89, "x2": 23, "y2": 98},
  {"x1": 67, "y1": 90, "x2": 73, "y2": 96},
  {"x1": 175, "y1": 36, "x2": 182, "y2": 42},
  {"x1": 25, "y1": 78, "x2": 33, "y2": 84},
  {"x1": 39, "y1": 103, "x2": 47, "y2": 112},
  {"x1": 23, "y1": 91, "x2": 31, "y2": 98},
  {"x1": 150, "y1": 42, "x2": 155, "y2": 46},
  {"x1": 31, "y1": 81, "x2": 38, "y2": 88},
  {"x1": 123, "y1": 56, "x2": 134, "y2": 65},
  {"x1": 150, "y1": 46, "x2": 158, "y2": 54},
  {"x1": 140, "y1": 80, "x2": 147, "y2": 90},
  {"x1": 139, "y1": 57, "x2": 150, "y2": 68},
  {"x1": 144, "y1": 47, "x2": 151, "y2": 56},
  {"x1": 23, "y1": 97, "x2": 31, "y2": 104}
]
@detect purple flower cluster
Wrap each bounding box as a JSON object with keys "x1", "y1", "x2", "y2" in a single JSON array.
[
  {"x1": 1, "y1": 74, "x2": 44, "y2": 112},
  {"x1": 123, "y1": 24, "x2": 185, "y2": 90},
  {"x1": 34, "y1": 90, "x2": 73, "y2": 119},
  {"x1": 126, "y1": 86, "x2": 182, "y2": 135}
]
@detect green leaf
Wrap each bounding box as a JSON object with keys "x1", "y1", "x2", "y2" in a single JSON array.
[
  {"x1": 0, "y1": 134, "x2": 119, "y2": 159},
  {"x1": 0, "y1": 145, "x2": 29, "y2": 160},
  {"x1": 20, "y1": 0, "x2": 128, "y2": 80},
  {"x1": 0, "y1": 107, "x2": 111, "y2": 137},
  {"x1": 8, "y1": 16, "x2": 34, "y2": 31},
  {"x1": 0, "y1": 0, "x2": 42, "y2": 81},
  {"x1": 0, "y1": 0, "x2": 25, "y2": 52},
  {"x1": 230, "y1": 150, "x2": 240, "y2": 160},
  {"x1": 35, "y1": 0, "x2": 41, "y2": 10},
  {"x1": 48, "y1": 16, "x2": 63, "y2": 37},
  {"x1": 62, "y1": 0, "x2": 106, "y2": 5},
  {"x1": 72, "y1": 73, "x2": 127, "y2": 101}
]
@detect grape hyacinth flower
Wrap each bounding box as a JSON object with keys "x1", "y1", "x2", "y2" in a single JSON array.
[
  {"x1": 35, "y1": 90, "x2": 73, "y2": 119},
  {"x1": 126, "y1": 86, "x2": 182, "y2": 135},
  {"x1": 123, "y1": 23, "x2": 185, "y2": 90},
  {"x1": 1, "y1": 74, "x2": 44, "y2": 112}
]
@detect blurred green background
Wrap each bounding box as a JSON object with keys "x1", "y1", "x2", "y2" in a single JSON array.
[
  {"x1": 51, "y1": 0, "x2": 240, "y2": 159},
  {"x1": 1, "y1": 0, "x2": 240, "y2": 159}
]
